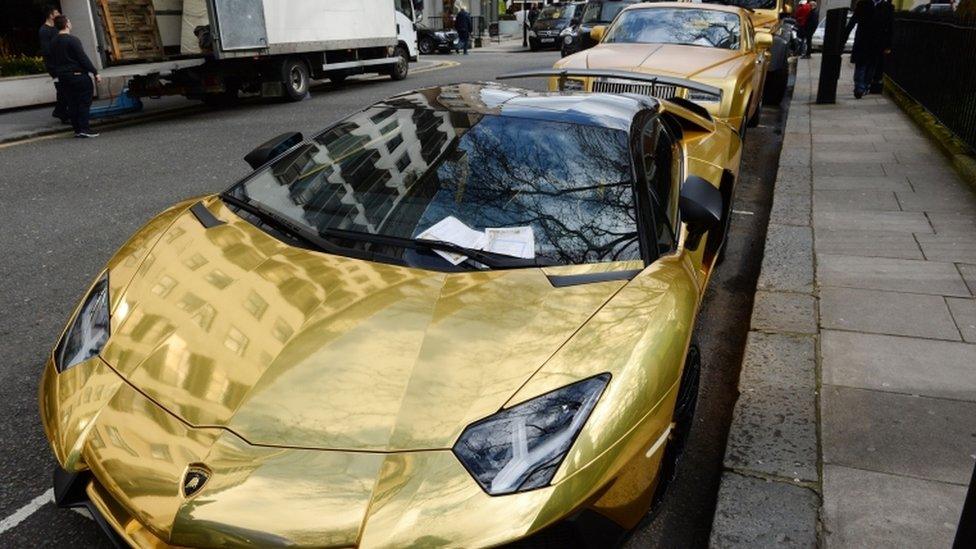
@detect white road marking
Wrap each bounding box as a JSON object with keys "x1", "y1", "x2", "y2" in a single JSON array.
[
  {"x1": 732, "y1": 209, "x2": 755, "y2": 216},
  {"x1": 71, "y1": 507, "x2": 93, "y2": 521},
  {"x1": 0, "y1": 489, "x2": 53, "y2": 535}
]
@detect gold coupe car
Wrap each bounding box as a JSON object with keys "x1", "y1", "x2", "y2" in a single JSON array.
[
  {"x1": 552, "y1": 2, "x2": 773, "y2": 134},
  {"x1": 41, "y1": 82, "x2": 741, "y2": 547}
]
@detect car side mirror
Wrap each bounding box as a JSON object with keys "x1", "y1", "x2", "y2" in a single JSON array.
[
  {"x1": 679, "y1": 175, "x2": 723, "y2": 251},
  {"x1": 590, "y1": 25, "x2": 607, "y2": 42},
  {"x1": 244, "y1": 132, "x2": 304, "y2": 169},
  {"x1": 756, "y1": 31, "x2": 774, "y2": 49}
]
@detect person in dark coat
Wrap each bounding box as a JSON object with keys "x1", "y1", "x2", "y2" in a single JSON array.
[
  {"x1": 48, "y1": 15, "x2": 102, "y2": 137},
  {"x1": 846, "y1": 0, "x2": 894, "y2": 98},
  {"x1": 39, "y1": 5, "x2": 69, "y2": 123},
  {"x1": 456, "y1": 7, "x2": 473, "y2": 55}
]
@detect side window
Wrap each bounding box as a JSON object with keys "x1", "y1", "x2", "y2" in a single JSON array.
[
  {"x1": 395, "y1": 0, "x2": 413, "y2": 18},
  {"x1": 640, "y1": 121, "x2": 680, "y2": 255}
]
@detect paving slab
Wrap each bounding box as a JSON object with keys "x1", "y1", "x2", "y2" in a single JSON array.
[
  {"x1": 780, "y1": 148, "x2": 811, "y2": 167},
  {"x1": 819, "y1": 287, "x2": 961, "y2": 340},
  {"x1": 814, "y1": 162, "x2": 886, "y2": 177},
  {"x1": 813, "y1": 189, "x2": 899, "y2": 212},
  {"x1": 926, "y1": 212, "x2": 976, "y2": 236},
  {"x1": 709, "y1": 473, "x2": 819, "y2": 549},
  {"x1": 770, "y1": 191, "x2": 811, "y2": 226},
  {"x1": 725, "y1": 332, "x2": 818, "y2": 480},
  {"x1": 812, "y1": 175, "x2": 912, "y2": 192},
  {"x1": 812, "y1": 132, "x2": 887, "y2": 143},
  {"x1": 813, "y1": 210, "x2": 932, "y2": 234},
  {"x1": 822, "y1": 465, "x2": 965, "y2": 549},
  {"x1": 813, "y1": 150, "x2": 896, "y2": 164},
  {"x1": 821, "y1": 385, "x2": 976, "y2": 485},
  {"x1": 751, "y1": 291, "x2": 818, "y2": 334},
  {"x1": 915, "y1": 234, "x2": 976, "y2": 264},
  {"x1": 960, "y1": 263, "x2": 976, "y2": 295},
  {"x1": 947, "y1": 297, "x2": 976, "y2": 343},
  {"x1": 814, "y1": 229, "x2": 924, "y2": 260},
  {"x1": 895, "y1": 190, "x2": 976, "y2": 213},
  {"x1": 757, "y1": 224, "x2": 814, "y2": 293},
  {"x1": 883, "y1": 162, "x2": 958, "y2": 179},
  {"x1": 817, "y1": 254, "x2": 971, "y2": 297},
  {"x1": 775, "y1": 171, "x2": 813, "y2": 194},
  {"x1": 821, "y1": 330, "x2": 976, "y2": 401}
]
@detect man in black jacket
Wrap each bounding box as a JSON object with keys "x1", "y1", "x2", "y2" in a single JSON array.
[
  {"x1": 39, "y1": 5, "x2": 68, "y2": 123},
  {"x1": 455, "y1": 7, "x2": 473, "y2": 55},
  {"x1": 846, "y1": 0, "x2": 894, "y2": 99},
  {"x1": 48, "y1": 15, "x2": 102, "y2": 138}
]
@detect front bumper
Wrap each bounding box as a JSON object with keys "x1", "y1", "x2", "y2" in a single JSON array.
[{"x1": 41, "y1": 354, "x2": 675, "y2": 547}]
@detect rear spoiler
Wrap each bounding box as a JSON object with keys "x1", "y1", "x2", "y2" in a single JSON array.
[{"x1": 496, "y1": 69, "x2": 723, "y2": 100}]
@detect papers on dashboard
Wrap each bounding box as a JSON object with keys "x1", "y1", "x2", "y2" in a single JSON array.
[{"x1": 417, "y1": 216, "x2": 536, "y2": 265}]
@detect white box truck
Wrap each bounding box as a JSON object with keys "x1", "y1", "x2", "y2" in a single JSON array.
[{"x1": 59, "y1": 0, "x2": 420, "y2": 104}]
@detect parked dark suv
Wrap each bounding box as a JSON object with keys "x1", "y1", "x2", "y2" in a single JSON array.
[
  {"x1": 560, "y1": 0, "x2": 641, "y2": 57},
  {"x1": 530, "y1": 2, "x2": 587, "y2": 51}
]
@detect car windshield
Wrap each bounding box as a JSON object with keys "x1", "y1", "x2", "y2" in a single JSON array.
[
  {"x1": 701, "y1": 0, "x2": 777, "y2": 10},
  {"x1": 581, "y1": 1, "x2": 632, "y2": 24},
  {"x1": 230, "y1": 106, "x2": 640, "y2": 270},
  {"x1": 539, "y1": 4, "x2": 577, "y2": 21},
  {"x1": 604, "y1": 8, "x2": 741, "y2": 49}
]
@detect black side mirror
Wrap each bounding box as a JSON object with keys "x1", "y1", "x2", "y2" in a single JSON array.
[
  {"x1": 678, "y1": 175, "x2": 723, "y2": 251},
  {"x1": 244, "y1": 132, "x2": 304, "y2": 170}
]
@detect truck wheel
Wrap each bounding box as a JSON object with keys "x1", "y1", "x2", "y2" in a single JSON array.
[
  {"x1": 419, "y1": 37, "x2": 433, "y2": 55},
  {"x1": 389, "y1": 45, "x2": 409, "y2": 81},
  {"x1": 281, "y1": 58, "x2": 310, "y2": 102},
  {"x1": 762, "y1": 68, "x2": 788, "y2": 105}
]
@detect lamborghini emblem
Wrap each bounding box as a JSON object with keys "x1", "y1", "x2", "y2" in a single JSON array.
[{"x1": 182, "y1": 465, "x2": 210, "y2": 498}]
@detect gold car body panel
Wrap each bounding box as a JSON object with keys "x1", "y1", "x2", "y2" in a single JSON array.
[
  {"x1": 98, "y1": 200, "x2": 634, "y2": 452},
  {"x1": 552, "y1": 2, "x2": 768, "y2": 130}
]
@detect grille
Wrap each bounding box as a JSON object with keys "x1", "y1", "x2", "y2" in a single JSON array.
[{"x1": 592, "y1": 80, "x2": 678, "y2": 99}]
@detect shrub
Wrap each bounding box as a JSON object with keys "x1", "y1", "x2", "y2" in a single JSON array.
[{"x1": 0, "y1": 55, "x2": 47, "y2": 77}]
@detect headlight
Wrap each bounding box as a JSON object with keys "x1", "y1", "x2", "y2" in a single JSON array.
[
  {"x1": 688, "y1": 90, "x2": 721, "y2": 103},
  {"x1": 54, "y1": 273, "x2": 110, "y2": 372},
  {"x1": 453, "y1": 374, "x2": 610, "y2": 495},
  {"x1": 562, "y1": 78, "x2": 585, "y2": 92},
  {"x1": 559, "y1": 27, "x2": 574, "y2": 37}
]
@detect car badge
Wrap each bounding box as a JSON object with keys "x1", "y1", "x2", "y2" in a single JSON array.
[{"x1": 182, "y1": 465, "x2": 210, "y2": 498}]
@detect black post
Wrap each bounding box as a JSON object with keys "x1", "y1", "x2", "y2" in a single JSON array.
[
  {"x1": 523, "y1": 8, "x2": 528, "y2": 48},
  {"x1": 954, "y1": 460, "x2": 976, "y2": 548},
  {"x1": 816, "y1": 8, "x2": 849, "y2": 104}
]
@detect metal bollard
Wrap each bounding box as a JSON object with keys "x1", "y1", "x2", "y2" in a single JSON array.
[
  {"x1": 816, "y1": 8, "x2": 850, "y2": 104},
  {"x1": 955, "y1": 460, "x2": 976, "y2": 548}
]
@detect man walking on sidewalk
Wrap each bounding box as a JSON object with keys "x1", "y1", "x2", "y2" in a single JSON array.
[
  {"x1": 48, "y1": 15, "x2": 102, "y2": 138},
  {"x1": 456, "y1": 6, "x2": 473, "y2": 55},
  {"x1": 39, "y1": 5, "x2": 69, "y2": 124},
  {"x1": 846, "y1": 0, "x2": 894, "y2": 99}
]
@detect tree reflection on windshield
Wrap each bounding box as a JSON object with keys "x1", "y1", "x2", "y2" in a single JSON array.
[
  {"x1": 236, "y1": 100, "x2": 640, "y2": 269},
  {"x1": 604, "y1": 8, "x2": 741, "y2": 49}
]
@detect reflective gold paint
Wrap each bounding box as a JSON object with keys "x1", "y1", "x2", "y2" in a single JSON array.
[
  {"x1": 41, "y1": 94, "x2": 741, "y2": 546},
  {"x1": 552, "y1": 2, "x2": 771, "y2": 130}
]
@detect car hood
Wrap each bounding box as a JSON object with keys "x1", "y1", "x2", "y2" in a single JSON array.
[
  {"x1": 100, "y1": 201, "x2": 629, "y2": 452},
  {"x1": 568, "y1": 43, "x2": 745, "y2": 80}
]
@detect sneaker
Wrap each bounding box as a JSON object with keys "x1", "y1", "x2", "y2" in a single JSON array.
[{"x1": 74, "y1": 132, "x2": 100, "y2": 138}]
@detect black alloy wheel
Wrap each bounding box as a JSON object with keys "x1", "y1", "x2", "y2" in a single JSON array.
[{"x1": 419, "y1": 37, "x2": 434, "y2": 55}]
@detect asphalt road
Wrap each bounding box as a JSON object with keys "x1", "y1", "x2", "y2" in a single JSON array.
[{"x1": 0, "y1": 50, "x2": 788, "y2": 547}]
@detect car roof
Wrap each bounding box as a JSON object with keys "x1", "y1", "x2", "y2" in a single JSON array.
[
  {"x1": 380, "y1": 83, "x2": 658, "y2": 132},
  {"x1": 621, "y1": 1, "x2": 747, "y2": 16}
]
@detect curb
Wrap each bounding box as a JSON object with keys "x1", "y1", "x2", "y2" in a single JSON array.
[{"x1": 884, "y1": 76, "x2": 976, "y2": 194}]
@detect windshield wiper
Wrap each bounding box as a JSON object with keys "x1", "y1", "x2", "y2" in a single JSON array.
[
  {"x1": 219, "y1": 193, "x2": 401, "y2": 264},
  {"x1": 319, "y1": 227, "x2": 554, "y2": 270}
]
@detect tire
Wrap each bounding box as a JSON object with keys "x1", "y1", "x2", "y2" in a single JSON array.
[
  {"x1": 280, "y1": 58, "x2": 310, "y2": 102},
  {"x1": 762, "y1": 68, "x2": 788, "y2": 105},
  {"x1": 747, "y1": 95, "x2": 761, "y2": 128},
  {"x1": 388, "y1": 45, "x2": 409, "y2": 81},
  {"x1": 419, "y1": 37, "x2": 434, "y2": 55},
  {"x1": 651, "y1": 343, "x2": 701, "y2": 508}
]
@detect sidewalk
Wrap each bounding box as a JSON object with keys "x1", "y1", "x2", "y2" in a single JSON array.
[{"x1": 710, "y1": 55, "x2": 975, "y2": 547}]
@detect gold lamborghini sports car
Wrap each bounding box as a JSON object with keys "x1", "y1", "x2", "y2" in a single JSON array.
[
  {"x1": 41, "y1": 83, "x2": 741, "y2": 547},
  {"x1": 551, "y1": 2, "x2": 773, "y2": 134}
]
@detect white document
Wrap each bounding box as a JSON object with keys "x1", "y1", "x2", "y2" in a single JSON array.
[
  {"x1": 417, "y1": 216, "x2": 487, "y2": 265},
  {"x1": 485, "y1": 226, "x2": 536, "y2": 259}
]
